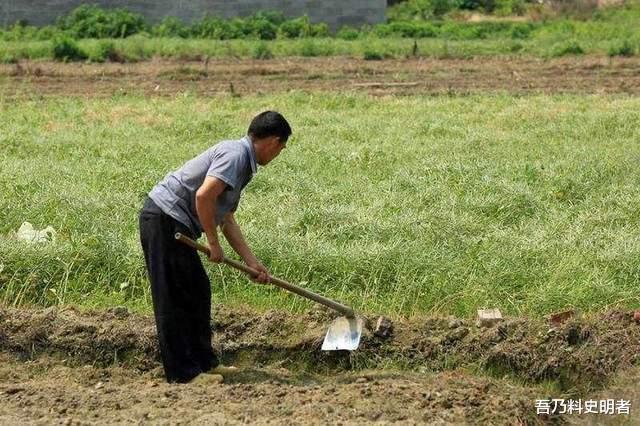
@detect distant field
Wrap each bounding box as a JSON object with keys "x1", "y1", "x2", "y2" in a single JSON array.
[
  {"x1": 1, "y1": 3, "x2": 639, "y2": 62},
  {"x1": 1, "y1": 93, "x2": 639, "y2": 317},
  {"x1": 0, "y1": 33, "x2": 638, "y2": 63}
]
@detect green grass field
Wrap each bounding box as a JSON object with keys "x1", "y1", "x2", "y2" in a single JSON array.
[{"x1": 1, "y1": 92, "x2": 639, "y2": 317}]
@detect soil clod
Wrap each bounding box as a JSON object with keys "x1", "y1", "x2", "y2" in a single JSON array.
[
  {"x1": 549, "y1": 309, "x2": 576, "y2": 327},
  {"x1": 374, "y1": 316, "x2": 394, "y2": 338}
]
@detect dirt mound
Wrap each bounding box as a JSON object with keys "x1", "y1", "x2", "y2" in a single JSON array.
[
  {"x1": 1, "y1": 305, "x2": 638, "y2": 393},
  {"x1": 1, "y1": 305, "x2": 639, "y2": 424},
  {"x1": 0, "y1": 305, "x2": 159, "y2": 370}
]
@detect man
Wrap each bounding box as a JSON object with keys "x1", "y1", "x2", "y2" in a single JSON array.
[{"x1": 139, "y1": 111, "x2": 292, "y2": 383}]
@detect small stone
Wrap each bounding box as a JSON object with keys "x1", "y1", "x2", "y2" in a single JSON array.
[
  {"x1": 94, "y1": 382, "x2": 103, "y2": 390},
  {"x1": 374, "y1": 316, "x2": 393, "y2": 338},
  {"x1": 477, "y1": 309, "x2": 502, "y2": 327},
  {"x1": 633, "y1": 310, "x2": 640, "y2": 324}
]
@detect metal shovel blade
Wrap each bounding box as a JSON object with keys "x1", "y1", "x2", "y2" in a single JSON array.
[{"x1": 321, "y1": 316, "x2": 364, "y2": 351}]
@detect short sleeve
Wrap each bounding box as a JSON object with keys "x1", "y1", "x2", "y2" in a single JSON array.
[{"x1": 206, "y1": 148, "x2": 243, "y2": 189}]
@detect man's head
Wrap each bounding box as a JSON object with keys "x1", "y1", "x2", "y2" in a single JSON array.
[{"x1": 248, "y1": 111, "x2": 292, "y2": 166}]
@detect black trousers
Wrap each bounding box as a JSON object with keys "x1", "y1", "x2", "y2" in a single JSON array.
[{"x1": 139, "y1": 197, "x2": 218, "y2": 383}]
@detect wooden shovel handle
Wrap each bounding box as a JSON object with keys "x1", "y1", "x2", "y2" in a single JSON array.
[{"x1": 175, "y1": 233, "x2": 355, "y2": 318}]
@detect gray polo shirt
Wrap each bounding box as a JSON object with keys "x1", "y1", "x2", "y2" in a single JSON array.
[{"x1": 148, "y1": 136, "x2": 257, "y2": 236}]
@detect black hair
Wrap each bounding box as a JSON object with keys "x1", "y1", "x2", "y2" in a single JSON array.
[{"x1": 248, "y1": 111, "x2": 292, "y2": 143}]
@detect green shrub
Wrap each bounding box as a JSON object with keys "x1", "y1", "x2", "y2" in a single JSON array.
[
  {"x1": 336, "y1": 26, "x2": 360, "y2": 40},
  {"x1": 151, "y1": 17, "x2": 189, "y2": 38},
  {"x1": 0, "y1": 54, "x2": 18, "y2": 64},
  {"x1": 438, "y1": 21, "x2": 517, "y2": 40},
  {"x1": 439, "y1": 22, "x2": 487, "y2": 40},
  {"x1": 192, "y1": 16, "x2": 243, "y2": 39},
  {"x1": 35, "y1": 26, "x2": 63, "y2": 41},
  {"x1": 608, "y1": 39, "x2": 635, "y2": 57},
  {"x1": 375, "y1": 22, "x2": 439, "y2": 38},
  {"x1": 252, "y1": 11, "x2": 286, "y2": 26},
  {"x1": 88, "y1": 40, "x2": 124, "y2": 62},
  {"x1": 494, "y1": 0, "x2": 526, "y2": 16},
  {"x1": 400, "y1": 23, "x2": 430, "y2": 38},
  {"x1": 253, "y1": 42, "x2": 274, "y2": 59},
  {"x1": 363, "y1": 49, "x2": 384, "y2": 60},
  {"x1": 510, "y1": 23, "x2": 532, "y2": 39},
  {"x1": 310, "y1": 23, "x2": 329, "y2": 37},
  {"x1": 458, "y1": 0, "x2": 496, "y2": 12},
  {"x1": 57, "y1": 5, "x2": 147, "y2": 38},
  {"x1": 387, "y1": 0, "x2": 426, "y2": 20},
  {"x1": 387, "y1": 0, "x2": 457, "y2": 20},
  {"x1": 279, "y1": 15, "x2": 312, "y2": 38},
  {"x1": 242, "y1": 15, "x2": 278, "y2": 40},
  {"x1": 1, "y1": 23, "x2": 64, "y2": 41},
  {"x1": 1, "y1": 23, "x2": 37, "y2": 41},
  {"x1": 551, "y1": 39, "x2": 584, "y2": 57},
  {"x1": 300, "y1": 39, "x2": 321, "y2": 56},
  {"x1": 52, "y1": 35, "x2": 87, "y2": 61}
]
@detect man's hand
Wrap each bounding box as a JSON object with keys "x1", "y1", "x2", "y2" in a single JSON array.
[
  {"x1": 208, "y1": 242, "x2": 224, "y2": 263},
  {"x1": 247, "y1": 262, "x2": 271, "y2": 284}
]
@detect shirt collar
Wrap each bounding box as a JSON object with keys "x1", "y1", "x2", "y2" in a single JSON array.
[{"x1": 241, "y1": 136, "x2": 257, "y2": 175}]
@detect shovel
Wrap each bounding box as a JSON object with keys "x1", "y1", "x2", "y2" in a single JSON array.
[{"x1": 175, "y1": 233, "x2": 363, "y2": 351}]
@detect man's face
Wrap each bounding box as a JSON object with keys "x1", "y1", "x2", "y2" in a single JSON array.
[{"x1": 258, "y1": 136, "x2": 286, "y2": 165}]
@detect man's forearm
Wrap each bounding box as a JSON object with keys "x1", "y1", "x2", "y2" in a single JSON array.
[
  {"x1": 221, "y1": 219, "x2": 258, "y2": 265},
  {"x1": 196, "y1": 195, "x2": 220, "y2": 245}
]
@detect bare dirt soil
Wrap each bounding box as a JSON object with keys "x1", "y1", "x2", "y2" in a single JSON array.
[
  {"x1": 2, "y1": 56, "x2": 640, "y2": 99},
  {"x1": 1, "y1": 305, "x2": 638, "y2": 424}
]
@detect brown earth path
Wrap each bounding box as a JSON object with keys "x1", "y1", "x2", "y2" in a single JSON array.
[{"x1": 2, "y1": 56, "x2": 640, "y2": 99}]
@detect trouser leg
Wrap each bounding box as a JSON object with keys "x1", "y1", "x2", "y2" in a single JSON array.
[{"x1": 139, "y1": 199, "x2": 217, "y2": 383}]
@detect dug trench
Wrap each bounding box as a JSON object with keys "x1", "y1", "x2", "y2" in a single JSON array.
[{"x1": 0, "y1": 305, "x2": 638, "y2": 424}]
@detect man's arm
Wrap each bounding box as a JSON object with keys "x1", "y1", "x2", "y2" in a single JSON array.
[
  {"x1": 221, "y1": 212, "x2": 270, "y2": 283},
  {"x1": 195, "y1": 176, "x2": 227, "y2": 262}
]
